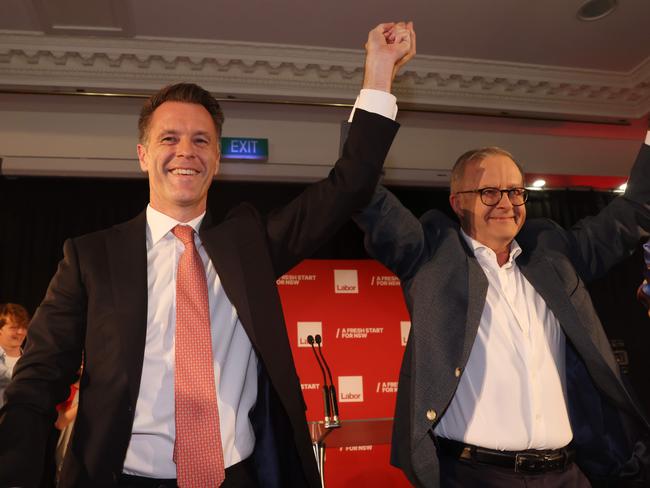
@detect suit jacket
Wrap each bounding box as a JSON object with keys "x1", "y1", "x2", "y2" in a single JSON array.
[
  {"x1": 0, "y1": 109, "x2": 399, "y2": 488},
  {"x1": 354, "y1": 144, "x2": 650, "y2": 487}
]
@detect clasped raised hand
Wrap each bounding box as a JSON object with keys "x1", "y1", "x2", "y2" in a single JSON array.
[{"x1": 363, "y1": 21, "x2": 416, "y2": 92}]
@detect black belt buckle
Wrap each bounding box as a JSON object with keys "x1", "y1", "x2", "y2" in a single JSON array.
[{"x1": 515, "y1": 451, "x2": 564, "y2": 473}]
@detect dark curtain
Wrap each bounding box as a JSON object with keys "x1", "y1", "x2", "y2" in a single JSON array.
[{"x1": 0, "y1": 176, "x2": 648, "y2": 414}]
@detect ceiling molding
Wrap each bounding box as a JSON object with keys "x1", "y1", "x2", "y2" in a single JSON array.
[{"x1": 0, "y1": 32, "x2": 648, "y2": 120}]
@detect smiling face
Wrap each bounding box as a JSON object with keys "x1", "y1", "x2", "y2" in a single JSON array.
[
  {"x1": 0, "y1": 317, "x2": 27, "y2": 356},
  {"x1": 137, "y1": 101, "x2": 220, "y2": 222},
  {"x1": 449, "y1": 154, "x2": 526, "y2": 253}
]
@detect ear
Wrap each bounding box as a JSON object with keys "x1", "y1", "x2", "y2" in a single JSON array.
[
  {"x1": 449, "y1": 193, "x2": 463, "y2": 219},
  {"x1": 212, "y1": 151, "x2": 220, "y2": 178},
  {"x1": 137, "y1": 144, "x2": 148, "y2": 173}
]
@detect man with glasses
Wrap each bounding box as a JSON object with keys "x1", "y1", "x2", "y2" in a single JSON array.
[{"x1": 354, "y1": 142, "x2": 650, "y2": 486}]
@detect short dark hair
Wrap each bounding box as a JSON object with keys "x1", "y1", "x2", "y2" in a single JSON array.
[
  {"x1": 0, "y1": 303, "x2": 30, "y2": 330},
  {"x1": 450, "y1": 146, "x2": 524, "y2": 193},
  {"x1": 138, "y1": 83, "x2": 225, "y2": 144}
]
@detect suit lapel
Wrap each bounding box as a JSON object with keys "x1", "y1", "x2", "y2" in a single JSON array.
[
  {"x1": 464, "y1": 257, "x2": 489, "y2": 363},
  {"x1": 106, "y1": 211, "x2": 149, "y2": 405},
  {"x1": 517, "y1": 249, "x2": 650, "y2": 421},
  {"x1": 199, "y1": 218, "x2": 257, "y2": 347},
  {"x1": 412, "y1": 242, "x2": 488, "y2": 448},
  {"x1": 516, "y1": 251, "x2": 587, "y2": 347}
]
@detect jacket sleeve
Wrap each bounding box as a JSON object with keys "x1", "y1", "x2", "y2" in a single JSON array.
[
  {"x1": 562, "y1": 144, "x2": 650, "y2": 283},
  {"x1": 263, "y1": 109, "x2": 399, "y2": 276},
  {"x1": 0, "y1": 237, "x2": 86, "y2": 487},
  {"x1": 353, "y1": 185, "x2": 438, "y2": 281}
]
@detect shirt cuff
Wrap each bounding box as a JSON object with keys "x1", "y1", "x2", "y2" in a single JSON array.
[
  {"x1": 348, "y1": 89, "x2": 398, "y2": 123},
  {"x1": 645, "y1": 130, "x2": 650, "y2": 146}
]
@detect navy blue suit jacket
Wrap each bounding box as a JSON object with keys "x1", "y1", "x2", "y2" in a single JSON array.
[{"x1": 0, "y1": 109, "x2": 399, "y2": 488}]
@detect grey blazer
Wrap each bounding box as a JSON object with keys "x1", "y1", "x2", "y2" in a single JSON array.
[{"x1": 355, "y1": 144, "x2": 650, "y2": 487}]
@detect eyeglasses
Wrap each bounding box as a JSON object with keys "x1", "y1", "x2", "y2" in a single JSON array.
[{"x1": 455, "y1": 187, "x2": 528, "y2": 206}]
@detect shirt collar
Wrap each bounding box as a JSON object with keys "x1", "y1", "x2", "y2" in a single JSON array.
[
  {"x1": 146, "y1": 205, "x2": 205, "y2": 246},
  {"x1": 460, "y1": 228, "x2": 522, "y2": 268}
]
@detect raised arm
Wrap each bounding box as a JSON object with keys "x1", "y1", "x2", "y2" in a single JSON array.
[
  {"x1": 363, "y1": 21, "x2": 416, "y2": 93},
  {"x1": 264, "y1": 22, "x2": 415, "y2": 276},
  {"x1": 563, "y1": 135, "x2": 650, "y2": 282},
  {"x1": 354, "y1": 185, "x2": 439, "y2": 281}
]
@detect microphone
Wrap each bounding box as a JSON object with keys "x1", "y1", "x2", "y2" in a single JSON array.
[
  {"x1": 307, "y1": 335, "x2": 331, "y2": 423},
  {"x1": 315, "y1": 334, "x2": 340, "y2": 427}
]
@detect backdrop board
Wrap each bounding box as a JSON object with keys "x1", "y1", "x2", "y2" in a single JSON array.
[{"x1": 278, "y1": 259, "x2": 412, "y2": 487}]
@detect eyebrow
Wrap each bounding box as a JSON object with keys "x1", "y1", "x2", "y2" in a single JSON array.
[
  {"x1": 478, "y1": 180, "x2": 524, "y2": 187},
  {"x1": 157, "y1": 129, "x2": 213, "y2": 140}
]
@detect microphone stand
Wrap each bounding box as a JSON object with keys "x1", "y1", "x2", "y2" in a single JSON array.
[
  {"x1": 315, "y1": 334, "x2": 340, "y2": 428},
  {"x1": 307, "y1": 334, "x2": 341, "y2": 487},
  {"x1": 307, "y1": 335, "x2": 331, "y2": 425}
]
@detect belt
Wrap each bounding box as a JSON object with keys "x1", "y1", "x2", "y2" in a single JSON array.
[
  {"x1": 118, "y1": 457, "x2": 257, "y2": 488},
  {"x1": 436, "y1": 437, "x2": 575, "y2": 474}
]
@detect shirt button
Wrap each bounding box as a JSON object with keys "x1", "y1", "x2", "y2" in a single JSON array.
[
  {"x1": 454, "y1": 367, "x2": 462, "y2": 378},
  {"x1": 426, "y1": 409, "x2": 437, "y2": 421}
]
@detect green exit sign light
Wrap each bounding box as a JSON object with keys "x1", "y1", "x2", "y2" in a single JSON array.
[{"x1": 221, "y1": 137, "x2": 268, "y2": 161}]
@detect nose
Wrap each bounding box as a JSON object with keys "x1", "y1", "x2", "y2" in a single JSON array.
[
  {"x1": 496, "y1": 191, "x2": 514, "y2": 209},
  {"x1": 176, "y1": 137, "x2": 195, "y2": 159}
]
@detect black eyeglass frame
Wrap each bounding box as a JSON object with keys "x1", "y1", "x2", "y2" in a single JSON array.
[{"x1": 455, "y1": 187, "x2": 528, "y2": 207}]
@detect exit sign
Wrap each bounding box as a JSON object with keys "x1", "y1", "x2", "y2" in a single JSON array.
[{"x1": 221, "y1": 137, "x2": 268, "y2": 161}]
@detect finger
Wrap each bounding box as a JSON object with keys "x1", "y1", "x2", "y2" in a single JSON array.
[
  {"x1": 408, "y1": 22, "x2": 416, "y2": 55},
  {"x1": 369, "y1": 23, "x2": 392, "y2": 48},
  {"x1": 378, "y1": 22, "x2": 396, "y2": 34},
  {"x1": 384, "y1": 25, "x2": 397, "y2": 42},
  {"x1": 393, "y1": 23, "x2": 416, "y2": 77},
  {"x1": 395, "y1": 23, "x2": 416, "y2": 61},
  {"x1": 392, "y1": 22, "x2": 411, "y2": 42},
  {"x1": 392, "y1": 28, "x2": 411, "y2": 47}
]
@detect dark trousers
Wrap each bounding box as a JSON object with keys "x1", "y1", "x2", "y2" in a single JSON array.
[
  {"x1": 117, "y1": 457, "x2": 258, "y2": 488},
  {"x1": 438, "y1": 455, "x2": 592, "y2": 488}
]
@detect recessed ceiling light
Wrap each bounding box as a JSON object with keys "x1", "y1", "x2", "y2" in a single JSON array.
[
  {"x1": 577, "y1": 0, "x2": 618, "y2": 21},
  {"x1": 532, "y1": 179, "x2": 546, "y2": 188}
]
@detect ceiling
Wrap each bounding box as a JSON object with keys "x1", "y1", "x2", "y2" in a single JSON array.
[{"x1": 1, "y1": 0, "x2": 649, "y2": 120}]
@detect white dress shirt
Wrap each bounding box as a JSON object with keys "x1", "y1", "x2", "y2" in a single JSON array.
[
  {"x1": 0, "y1": 346, "x2": 20, "y2": 408},
  {"x1": 434, "y1": 231, "x2": 573, "y2": 451},
  {"x1": 123, "y1": 208, "x2": 258, "y2": 477},
  {"x1": 123, "y1": 91, "x2": 398, "y2": 477}
]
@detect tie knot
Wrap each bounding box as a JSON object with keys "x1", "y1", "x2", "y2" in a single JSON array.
[{"x1": 172, "y1": 225, "x2": 195, "y2": 245}]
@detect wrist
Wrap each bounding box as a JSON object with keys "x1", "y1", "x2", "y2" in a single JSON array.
[{"x1": 362, "y1": 56, "x2": 394, "y2": 92}]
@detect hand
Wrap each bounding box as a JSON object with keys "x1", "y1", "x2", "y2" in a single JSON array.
[
  {"x1": 363, "y1": 22, "x2": 416, "y2": 93},
  {"x1": 636, "y1": 280, "x2": 650, "y2": 318}
]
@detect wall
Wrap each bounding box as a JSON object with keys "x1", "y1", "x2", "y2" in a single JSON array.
[{"x1": 1, "y1": 92, "x2": 647, "y2": 185}]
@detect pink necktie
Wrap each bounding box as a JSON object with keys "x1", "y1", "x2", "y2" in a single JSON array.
[{"x1": 172, "y1": 225, "x2": 225, "y2": 487}]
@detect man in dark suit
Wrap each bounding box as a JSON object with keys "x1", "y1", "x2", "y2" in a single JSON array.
[
  {"x1": 355, "y1": 132, "x2": 650, "y2": 486},
  {"x1": 0, "y1": 22, "x2": 415, "y2": 488}
]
